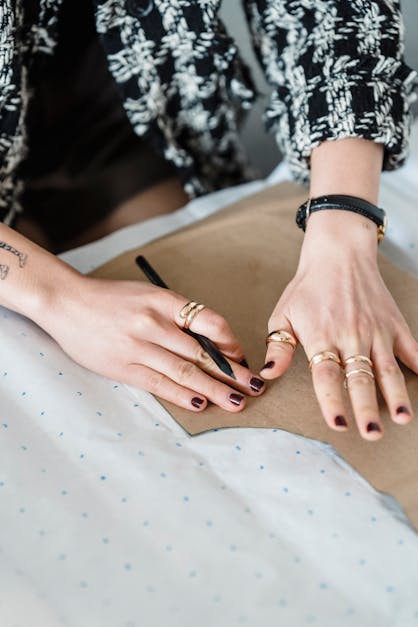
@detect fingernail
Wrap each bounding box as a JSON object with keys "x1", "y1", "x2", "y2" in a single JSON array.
[
  {"x1": 250, "y1": 377, "x2": 265, "y2": 392},
  {"x1": 262, "y1": 361, "x2": 275, "y2": 370},
  {"x1": 334, "y1": 415, "x2": 347, "y2": 427},
  {"x1": 229, "y1": 393, "x2": 244, "y2": 406},
  {"x1": 367, "y1": 422, "x2": 381, "y2": 433},
  {"x1": 240, "y1": 359, "x2": 249, "y2": 368},
  {"x1": 191, "y1": 397, "x2": 204, "y2": 408},
  {"x1": 396, "y1": 405, "x2": 410, "y2": 415}
]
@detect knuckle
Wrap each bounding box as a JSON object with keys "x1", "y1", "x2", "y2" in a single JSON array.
[
  {"x1": 207, "y1": 379, "x2": 226, "y2": 402},
  {"x1": 196, "y1": 347, "x2": 213, "y2": 366},
  {"x1": 378, "y1": 359, "x2": 400, "y2": 378},
  {"x1": 177, "y1": 360, "x2": 198, "y2": 385},
  {"x1": 314, "y1": 362, "x2": 342, "y2": 383},
  {"x1": 209, "y1": 315, "x2": 229, "y2": 336},
  {"x1": 173, "y1": 387, "x2": 187, "y2": 407},
  {"x1": 138, "y1": 307, "x2": 157, "y2": 331},
  {"x1": 146, "y1": 373, "x2": 165, "y2": 393},
  {"x1": 347, "y1": 373, "x2": 375, "y2": 388}
]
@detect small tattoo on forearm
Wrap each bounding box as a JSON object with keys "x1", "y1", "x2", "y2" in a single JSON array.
[
  {"x1": 0, "y1": 264, "x2": 9, "y2": 280},
  {"x1": 0, "y1": 241, "x2": 27, "y2": 267}
]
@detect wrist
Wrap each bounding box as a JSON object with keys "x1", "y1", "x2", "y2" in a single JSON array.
[
  {"x1": 303, "y1": 137, "x2": 384, "y2": 257},
  {"x1": 0, "y1": 223, "x2": 84, "y2": 326},
  {"x1": 9, "y1": 255, "x2": 83, "y2": 326},
  {"x1": 33, "y1": 263, "x2": 84, "y2": 329},
  {"x1": 299, "y1": 210, "x2": 379, "y2": 268}
]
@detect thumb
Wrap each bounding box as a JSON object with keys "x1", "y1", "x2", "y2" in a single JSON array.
[{"x1": 259, "y1": 315, "x2": 298, "y2": 380}]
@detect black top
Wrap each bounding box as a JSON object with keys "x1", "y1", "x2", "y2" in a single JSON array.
[{"x1": 19, "y1": 0, "x2": 175, "y2": 244}]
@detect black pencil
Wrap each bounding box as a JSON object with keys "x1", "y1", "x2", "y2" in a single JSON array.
[{"x1": 135, "y1": 255, "x2": 236, "y2": 380}]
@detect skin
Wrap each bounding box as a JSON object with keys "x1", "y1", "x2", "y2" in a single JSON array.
[
  {"x1": 261, "y1": 137, "x2": 418, "y2": 440},
  {"x1": 2, "y1": 137, "x2": 417, "y2": 437},
  {"x1": 2, "y1": 177, "x2": 266, "y2": 414}
]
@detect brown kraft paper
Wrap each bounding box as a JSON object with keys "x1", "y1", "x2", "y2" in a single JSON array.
[{"x1": 90, "y1": 182, "x2": 418, "y2": 530}]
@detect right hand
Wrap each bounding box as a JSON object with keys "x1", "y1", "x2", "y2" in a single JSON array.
[{"x1": 41, "y1": 274, "x2": 266, "y2": 412}]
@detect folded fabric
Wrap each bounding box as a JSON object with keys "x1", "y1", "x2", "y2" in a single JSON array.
[{"x1": 91, "y1": 181, "x2": 418, "y2": 530}]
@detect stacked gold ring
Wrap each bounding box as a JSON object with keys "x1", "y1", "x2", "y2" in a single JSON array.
[
  {"x1": 343, "y1": 354, "x2": 375, "y2": 389},
  {"x1": 308, "y1": 351, "x2": 341, "y2": 370},
  {"x1": 266, "y1": 330, "x2": 297, "y2": 350},
  {"x1": 179, "y1": 301, "x2": 206, "y2": 330}
]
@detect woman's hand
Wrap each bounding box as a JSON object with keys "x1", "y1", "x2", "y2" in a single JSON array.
[
  {"x1": 260, "y1": 136, "x2": 417, "y2": 440},
  {"x1": 0, "y1": 221, "x2": 264, "y2": 413},
  {"x1": 40, "y1": 274, "x2": 266, "y2": 412},
  {"x1": 260, "y1": 209, "x2": 417, "y2": 440}
]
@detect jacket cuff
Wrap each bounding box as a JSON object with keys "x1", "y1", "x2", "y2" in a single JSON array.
[{"x1": 264, "y1": 57, "x2": 418, "y2": 186}]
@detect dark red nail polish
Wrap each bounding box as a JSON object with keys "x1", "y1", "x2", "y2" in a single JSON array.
[
  {"x1": 396, "y1": 405, "x2": 410, "y2": 415},
  {"x1": 262, "y1": 361, "x2": 275, "y2": 370},
  {"x1": 335, "y1": 415, "x2": 347, "y2": 427},
  {"x1": 191, "y1": 397, "x2": 204, "y2": 408},
  {"x1": 367, "y1": 422, "x2": 381, "y2": 433},
  {"x1": 240, "y1": 359, "x2": 249, "y2": 368},
  {"x1": 250, "y1": 377, "x2": 265, "y2": 392},
  {"x1": 229, "y1": 393, "x2": 244, "y2": 406}
]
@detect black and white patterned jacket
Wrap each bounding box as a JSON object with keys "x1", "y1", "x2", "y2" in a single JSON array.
[{"x1": 1, "y1": 0, "x2": 417, "y2": 226}]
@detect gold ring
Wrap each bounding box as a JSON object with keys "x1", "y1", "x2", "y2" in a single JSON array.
[
  {"x1": 343, "y1": 354, "x2": 373, "y2": 368},
  {"x1": 344, "y1": 368, "x2": 375, "y2": 389},
  {"x1": 308, "y1": 351, "x2": 341, "y2": 370},
  {"x1": 179, "y1": 301, "x2": 206, "y2": 330},
  {"x1": 266, "y1": 330, "x2": 297, "y2": 350}
]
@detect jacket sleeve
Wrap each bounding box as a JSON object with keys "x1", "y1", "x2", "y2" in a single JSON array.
[{"x1": 242, "y1": 0, "x2": 418, "y2": 185}]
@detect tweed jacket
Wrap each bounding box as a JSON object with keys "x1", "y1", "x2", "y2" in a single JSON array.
[{"x1": 1, "y1": 0, "x2": 417, "y2": 226}]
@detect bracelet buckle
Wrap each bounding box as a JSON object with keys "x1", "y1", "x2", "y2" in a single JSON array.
[{"x1": 377, "y1": 214, "x2": 387, "y2": 244}]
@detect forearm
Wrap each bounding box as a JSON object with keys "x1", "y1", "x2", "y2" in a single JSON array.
[
  {"x1": 0, "y1": 222, "x2": 81, "y2": 324},
  {"x1": 300, "y1": 137, "x2": 384, "y2": 265}
]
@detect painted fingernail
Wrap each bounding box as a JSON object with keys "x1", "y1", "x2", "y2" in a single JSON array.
[
  {"x1": 396, "y1": 405, "x2": 410, "y2": 415},
  {"x1": 191, "y1": 397, "x2": 204, "y2": 408},
  {"x1": 250, "y1": 377, "x2": 265, "y2": 392},
  {"x1": 240, "y1": 358, "x2": 249, "y2": 368},
  {"x1": 366, "y1": 422, "x2": 381, "y2": 433},
  {"x1": 229, "y1": 393, "x2": 244, "y2": 406},
  {"x1": 334, "y1": 415, "x2": 347, "y2": 427},
  {"x1": 262, "y1": 361, "x2": 275, "y2": 370}
]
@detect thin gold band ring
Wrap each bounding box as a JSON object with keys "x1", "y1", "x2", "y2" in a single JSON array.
[
  {"x1": 179, "y1": 301, "x2": 206, "y2": 330},
  {"x1": 308, "y1": 351, "x2": 342, "y2": 370},
  {"x1": 266, "y1": 330, "x2": 297, "y2": 350},
  {"x1": 343, "y1": 354, "x2": 373, "y2": 368}
]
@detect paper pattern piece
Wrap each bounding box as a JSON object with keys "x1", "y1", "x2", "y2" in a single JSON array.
[{"x1": 90, "y1": 182, "x2": 418, "y2": 529}]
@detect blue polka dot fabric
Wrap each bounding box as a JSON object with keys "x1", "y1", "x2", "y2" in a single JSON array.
[{"x1": 1, "y1": 123, "x2": 418, "y2": 627}]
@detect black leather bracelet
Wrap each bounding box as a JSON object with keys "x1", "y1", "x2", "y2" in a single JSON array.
[{"x1": 296, "y1": 194, "x2": 387, "y2": 243}]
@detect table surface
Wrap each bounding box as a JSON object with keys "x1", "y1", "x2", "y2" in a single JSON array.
[{"x1": 1, "y1": 123, "x2": 418, "y2": 627}]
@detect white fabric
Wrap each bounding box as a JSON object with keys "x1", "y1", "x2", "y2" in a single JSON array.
[{"x1": 1, "y1": 122, "x2": 418, "y2": 627}]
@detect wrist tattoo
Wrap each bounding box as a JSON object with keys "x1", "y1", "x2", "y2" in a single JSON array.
[
  {"x1": 0, "y1": 241, "x2": 27, "y2": 267},
  {"x1": 0, "y1": 264, "x2": 9, "y2": 280}
]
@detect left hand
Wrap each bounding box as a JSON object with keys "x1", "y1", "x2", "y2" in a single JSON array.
[{"x1": 259, "y1": 209, "x2": 418, "y2": 440}]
